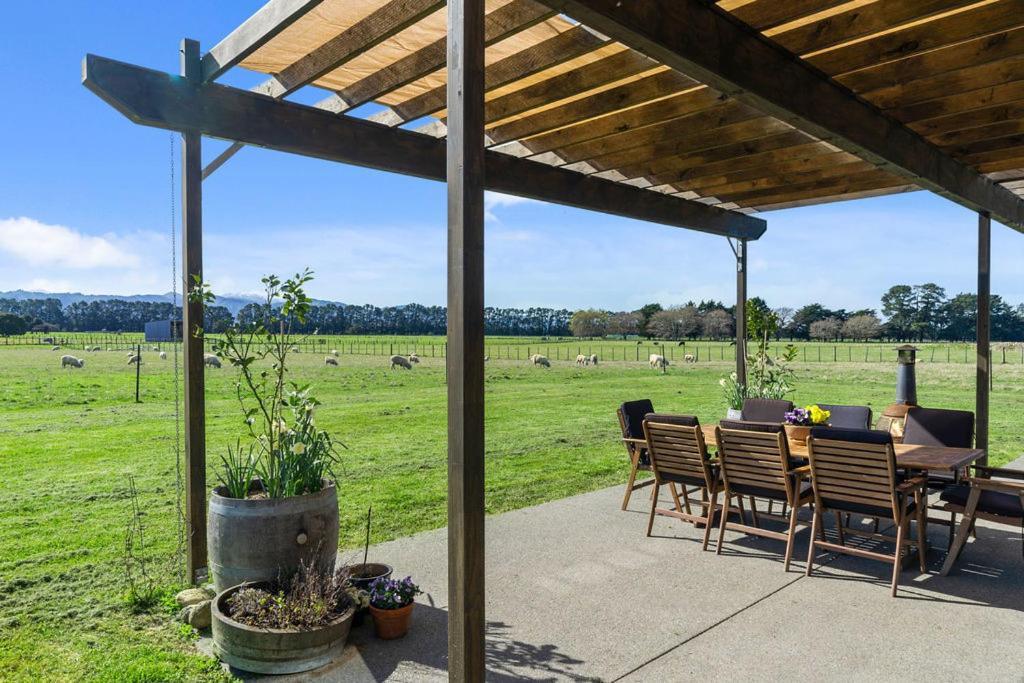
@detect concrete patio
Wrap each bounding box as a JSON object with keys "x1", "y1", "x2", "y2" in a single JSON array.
[{"x1": 215, "y1": 473, "x2": 1024, "y2": 681}]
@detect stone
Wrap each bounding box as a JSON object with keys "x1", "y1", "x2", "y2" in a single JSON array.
[
  {"x1": 185, "y1": 600, "x2": 212, "y2": 629},
  {"x1": 175, "y1": 587, "x2": 210, "y2": 607}
]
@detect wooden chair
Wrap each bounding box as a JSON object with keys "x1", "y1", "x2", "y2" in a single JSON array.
[
  {"x1": 805, "y1": 427, "x2": 928, "y2": 597},
  {"x1": 740, "y1": 398, "x2": 793, "y2": 422},
  {"x1": 617, "y1": 400, "x2": 656, "y2": 510},
  {"x1": 713, "y1": 422, "x2": 813, "y2": 571},
  {"x1": 643, "y1": 414, "x2": 738, "y2": 550},
  {"x1": 939, "y1": 465, "x2": 1024, "y2": 576}
]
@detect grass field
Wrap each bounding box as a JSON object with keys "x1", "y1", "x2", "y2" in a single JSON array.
[{"x1": 1, "y1": 344, "x2": 1022, "y2": 680}]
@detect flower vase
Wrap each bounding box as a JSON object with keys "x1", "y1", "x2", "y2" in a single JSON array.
[
  {"x1": 370, "y1": 603, "x2": 415, "y2": 640},
  {"x1": 784, "y1": 424, "x2": 811, "y2": 446},
  {"x1": 726, "y1": 408, "x2": 743, "y2": 420}
]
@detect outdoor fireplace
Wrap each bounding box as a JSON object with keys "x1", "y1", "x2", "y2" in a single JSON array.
[{"x1": 877, "y1": 344, "x2": 918, "y2": 438}]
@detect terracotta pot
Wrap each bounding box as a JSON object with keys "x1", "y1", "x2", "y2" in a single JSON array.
[
  {"x1": 370, "y1": 603, "x2": 414, "y2": 640},
  {"x1": 784, "y1": 424, "x2": 811, "y2": 446}
]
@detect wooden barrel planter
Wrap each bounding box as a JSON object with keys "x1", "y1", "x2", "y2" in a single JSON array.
[
  {"x1": 211, "y1": 583, "x2": 355, "y2": 674},
  {"x1": 208, "y1": 480, "x2": 339, "y2": 594}
]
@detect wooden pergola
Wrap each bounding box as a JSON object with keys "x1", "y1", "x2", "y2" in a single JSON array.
[{"x1": 84, "y1": 1, "x2": 1024, "y2": 679}]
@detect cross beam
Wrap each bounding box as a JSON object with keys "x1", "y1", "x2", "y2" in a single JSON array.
[
  {"x1": 539, "y1": 0, "x2": 1024, "y2": 232},
  {"x1": 82, "y1": 54, "x2": 766, "y2": 240}
]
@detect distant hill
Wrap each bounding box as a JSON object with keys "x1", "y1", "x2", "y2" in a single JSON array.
[{"x1": 0, "y1": 290, "x2": 342, "y2": 315}]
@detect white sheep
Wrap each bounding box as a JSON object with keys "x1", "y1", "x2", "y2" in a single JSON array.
[
  {"x1": 684, "y1": 353, "x2": 696, "y2": 363},
  {"x1": 290, "y1": 346, "x2": 300, "y2": 353},
  {"x1": 589, "y1": 354, "x2": 598, "y2": 366},
  {"x1": 390, "y1": 354, "x2": 412, "y2": 370},
  {"x1": 530, "y1": 354, "x2": 550, "y2": 367},
  {"x1": 330, "y1": 349, "x2": 339, "y2": 357},
  {"x1": 61, "y1": 355, "x2": 84, "y2": 369},
  {"x1": 127, "y1": 354, "x2": 141, "y2": 365},
  {"x1": 159, "y1": 351, "x2": 167, "y2": 360},
  {"x1": 575, "y1": 354, "x2": 588, "y2": 366},
  {"x1": 409, "y1": 354, "x2": 420, "y2": 364},
  {"x1": 151, "y1": 345, "x2": 159, "y2": 352},
  {"x1": 649, "y1": 354, "x2": 669, "y2": 369},
  {"x1": 51, "y1": 345, "x2": 60, "y2": 351},
  {"x1": 325, "y1": 356, "x2": 338, "y2": 366},
  {"x1": 204, "y1": 354, "x2": 221, "y2": 368},
  {"x1": 484, "y1": 355, "x2": 490, "y2": 362}
]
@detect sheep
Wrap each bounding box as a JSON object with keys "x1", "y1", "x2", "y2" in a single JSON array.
[
  {"x1": 530, "y1": 354, "x2": 550, "y2": 367},
  {"x1": 390, "y1": 354, "x2": 412, "y2": 370},
  {"x1": 649, "y1": 354, "x2": 669, "y2": 369},
  {"x1": 51, "y1": 345, "x2": 60, "y2": 351},
  {"x1": 159, "y1": 351, "x2": 167, "y2": 360},
  {"x1": 61, "y1": 355, "x2": 84, "y2": 369},
  {"x1": 408, "y1": 354, "x2": 420, "y2": 364},
  {"x1": 204, "y1": 354, "x2": 222, "y2": 368},
  {"x1": 290, "y1": 346, "x2": 300, "y2": 353},
  {"x1": 589, "y1": 354, "x2": 598, "y2": 366},
  {"x1": 575, "y1": 354, "x2": 588, "y2": 366},
  {"x1": 325, "y1": 356, "x2": 338, "y2": 366},
  {"x1": 151, "y1": 345, "x2": 159, "y2": 352},
  {"x1": 127, "y1": 354, "x2": 141, "y2": 365},
  {"x1": 330, "y1": 349, "x2": 339, "y2": 357},
  {"x1": 484, "y1": 355, "x2": 490, "y2": 362},
  {"x1": 684, "y1": 353, "x2": 696, "y2": 363}
]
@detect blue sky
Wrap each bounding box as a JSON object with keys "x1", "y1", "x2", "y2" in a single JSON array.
[{"x1": 2, "y1": 2, "x2": 1023, "y2": 312}]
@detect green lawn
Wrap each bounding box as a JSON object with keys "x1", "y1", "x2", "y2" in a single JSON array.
[{"x1": 1, "y1": 345, "x2": 1021, "y2": 680}]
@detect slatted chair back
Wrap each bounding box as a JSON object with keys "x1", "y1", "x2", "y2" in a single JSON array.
[
  {"x1": 643, "y1": 414, "x2": 713, "y2": 489},
  {"x1": 740, "y1": 398, "x2": 793, "y2": 422},
  {"x1": 806, "y1": 427, "x2": 901, "y2": 520},
  {"x1": 903, "y1": 407, "x2": 974, "y2": 448},
  {"x1": 716, "y1": 421, "x2": 794, "y2": 502}
]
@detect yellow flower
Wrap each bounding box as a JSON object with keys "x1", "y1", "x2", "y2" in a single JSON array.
[
  {"x1": 806, "y1": 405, "x2": 831, "y2": 425},
  {"x1": 293, "y1": 442, "x2": 306, "y2": 455}
]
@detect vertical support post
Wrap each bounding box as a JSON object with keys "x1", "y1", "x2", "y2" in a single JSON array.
[
  {"x1": 735, "y1": 238, "x2": 748, "y2": 385},
  {"x1": 180, "y1": 38, "x2": 207, "y2": 584},
  {"x1": 976, "y1": 211, "x2": 991, "y2": 461},
  {"x1": 446, "y1": 0, "x2": 486, "y2": 680}
]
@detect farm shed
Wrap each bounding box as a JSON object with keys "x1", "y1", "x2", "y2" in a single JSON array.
[
  {"x1": 143, "y1": 319, "x2": 182, "y2": 343},
  {"x1": 84, "y1": 0, "x2": 1024, "y2": 678}
]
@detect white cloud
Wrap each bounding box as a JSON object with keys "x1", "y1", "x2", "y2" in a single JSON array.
[
  {"x1": 0, "y1": 217, "x2": 140, "y2": 269},
  {"x1": 484, "y1": 192, "x2": 536, "y2": 221}
]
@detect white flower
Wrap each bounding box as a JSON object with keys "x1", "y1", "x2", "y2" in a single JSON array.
[
  {"x1": 293, "y1": 442, "x2": 306, "y2": 455},
  {"x1": 245, "y1": 417, "x2": 255, "y2": 425},
  {"x1": 719, "y1": 378, "x2": 727, "y2": 387}
]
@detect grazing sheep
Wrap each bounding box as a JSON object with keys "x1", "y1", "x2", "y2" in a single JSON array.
[
  {"x1": 589, "y1": 354, "x2": 598, "y2": 366},
  {"x1": 127, "y1": 354, "x2": 141, "y2": 365},
  {"x1": 575, "y1": 354, "x2": 588, "y2": 366},
  {"x1": 330, "y1": 349, "x2": 339, "y2": 356},
  {"x1": 61, "y1": 355, "x2": 84, "y2": 369},
  {"x1": 204, "y1": 354, "x2": 221, "y2": 368},
  {"x1": 408, "y1": 354, "x2": 420, "y2": 364},
  {"x1": 484, "y1": 355, "x2": 490, "y2": 362},
  {"x1": 159, "y1": 351, "x2": 167, "y2": 360},
  {"x1": 290, "y1": 346, "x2": 300, "y2": 353},
  {"x1": 684, "y1": 353, "x2": 696, "y2": 363},
  {"x1": 530, "y1": 354, "x2": 550, "y2": 368},
  {"x1": 51, "y1": 345, "x2": 60, "y2": 351},
  {"x1": 649, "y1": 354, "x2": 669, "y2": 370},
  {"x1": 325, "y1": 356, "x2": 338, "y2": 366},
  {"x1": 151, "y1": 345, "x2": 159, "y2": 352},
  {"x1": 390, "y1": 354, "x2": 412, "y2": 370},
  {"x1": 127, "y1": 351, "x2": 136, "y2": 357}
]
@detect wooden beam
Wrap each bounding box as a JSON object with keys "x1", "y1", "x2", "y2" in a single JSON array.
[
  {"x1": 83, "y1": 53, "x2": 765, "y2": 239},
  {"x1": 977, "y1": 211, "x2": 991, "y2": 460},
  {"x1": 735, "y1": 238, "x2": 747, "y2": 384},
  {"x1": 204, "y1": 0, "x2": 444, "y2": 178},
  {"x1": 446, "y1": 0, "x2": 486, "y2": 678},
  {"x1": 539, "y1": 0, "x2": 1024, "y2": 231},
  {"x1": 179, "y1": 39, "x2": 207, "y2": 584},
  {"x1": 201, "y1": 0, "x2": 325, "y2": 82}
]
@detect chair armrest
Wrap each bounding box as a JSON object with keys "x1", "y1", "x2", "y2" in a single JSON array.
[
  {"x1": 896, "y1": 475, "x2": 928, "y2": 493},
  {"x1": 621, "y1": 437, "x2": 647, "y2": 447},
  {"x1": 967, "y1": 476, "x2": 1024, "y2": 493},
  {"x1": 973, "y1": 465, "x2": 1024, "y2": 481},
  {"x1": 788, "y1": 465, "x2": 811, "y2": 476}
]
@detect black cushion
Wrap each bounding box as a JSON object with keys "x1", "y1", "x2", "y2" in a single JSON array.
[
  {"x1": 819, "y1": 497, "x2": 914, "y2": 519},
  {"x1": 817, "y1": 404, "x2": 872, "y2": 430},
  {"x1": 940, "y1": 484, "x2": 1024, "y2": 518},
  {"x1": 644, "y1": 413, "x2": 699, "y2": 428},
  {"x1": 619, "y1": 399, "x2": 654, "y2": 439},
  {"x1": 659, "y1": 465, "x2": 719, "y2": 489},
  {"x1": 741, "y1": 398, "x2": 793, "y2": 422},
  {"x1": 730, "y1": 479, "x2": 812, "y2": 502},
  {"x1": 719, "y1": 420, "x2": 784, "y2": 434},
  {"x1": 903, "y1": 407, "x2": 974, "y2": 448},
  {"x1": 810, "y1": 426, "x2": 892, "y2": 446}
]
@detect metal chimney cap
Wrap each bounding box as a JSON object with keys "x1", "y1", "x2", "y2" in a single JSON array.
[{"x1": 895, "y1": 344, "x2": 918, "y2": 365}]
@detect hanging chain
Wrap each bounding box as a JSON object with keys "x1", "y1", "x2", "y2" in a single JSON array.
[{"x1": 170, "y1": 133, "x2": 185, "y2": 585}]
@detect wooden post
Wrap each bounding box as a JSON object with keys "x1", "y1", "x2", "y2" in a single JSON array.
[
  {"x1": 735, "y1": 238, "x2": 747, "y2": 384},
  {"x1": 181, "y1": 38, "x2": 207, "y2": 584},
  {"x1": 446, "y1": 0, "x2": 486, "y2": 680},
  {"x1": 135, "y1": 344, "x2": 141, "y2": 403},
  {"x1": 977, "y1": 211, "x2": 991, "y2": 461}
]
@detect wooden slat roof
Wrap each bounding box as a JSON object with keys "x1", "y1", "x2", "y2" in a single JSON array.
[{"x1": 232, "y1": 0, "x2": 1024, "y2": 214}]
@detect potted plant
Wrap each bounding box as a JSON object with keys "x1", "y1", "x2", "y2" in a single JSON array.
[
  {"x1": 190, "y1": 270, "x2": 343, "y2": 593},
  {"x1": 784, "y1": 405, "x2": 831, "y2": 445},
  {"x1": 367, "y1": 576, "x2": 422, "y2": 640},
  {"x1": 720, "y1": 372, "x2": 745, "y2": 419},
  {"x1": 211, "y1": 563, "x2": 366, "y2": 674}
]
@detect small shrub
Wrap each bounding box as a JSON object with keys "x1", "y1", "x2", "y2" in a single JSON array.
[{"x1": 226, "y1": 563, "x2": 358, "y2": 630}]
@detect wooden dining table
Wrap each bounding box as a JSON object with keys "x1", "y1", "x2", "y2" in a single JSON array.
[{"x1": 699, "y1": 423, "x2": 985, "y2": 473}]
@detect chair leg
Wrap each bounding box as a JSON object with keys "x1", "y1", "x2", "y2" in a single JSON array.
[
  {"x1": 805, "y1": 509, "x2": 821, "y2": 577},
  {"x1": 680, "y1": 485, "x2": 694, "y2": 520},
  {"x1": 948, "y1": 511, "x2": 956, "y2": 550},
  {"x1": 783, "y1": 501, "x2": 800, "y2": 572},
  {"x1": 668, "y1": 482, "x2": 684, "y2": 514},
  {"x1": 941, "y1": 488, "x2": 981, "y2": 576},
  {"x1": 621, "y1": 461, "x2": 640, "y2": 511},
  {"x1": 749, "y1": 496, "x2": 761, "y2": 528},
  {"x1": 646, "y1": 483, "x2": 660, "y2": 537},
  {"x1": 715, "y1": 490, "x2": 731, "y2": 555},
  {"x1": 702, "y1": 489, "x2": 719, "y2": 551},
  {"x1": 891, "y1": 518, "x2": 907, "y2": 597},
  {"x1": 736, "y1": 495, "x2": 747, "y2": 525},
  {"x1": 914, "y1": 493, "x2": 927, "y2": 573},
  {"x1": 833, "y1": 511, "x2": 846, "y2": 545}
]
